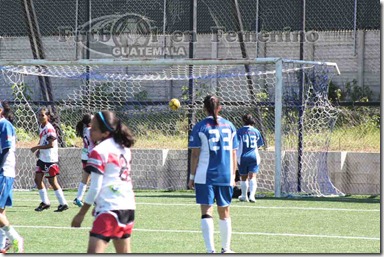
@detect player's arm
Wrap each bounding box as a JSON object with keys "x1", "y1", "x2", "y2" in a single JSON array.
[
  {"x1": 0, "y1": 124, "x2": 12, "y2": 169},
  {"x1": 31, "y1": 136, "x2": 55, "y2": 152},
  {"x1": 232, "y1": 149, "x2": 237, "y2": 186},
  {"x1": 72, "y1": 159, "x2": 103, "y2": 227},
  {"x1": 188, "y1": 148, "x2": 200, "y2": 189}
]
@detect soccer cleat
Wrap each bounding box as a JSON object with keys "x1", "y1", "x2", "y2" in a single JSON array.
[
  {"x1": 238, "y1": 195, "x2": 249, "y2": 202},
  {"x1": 249, "y1": 197, "x2": 256, "y2": 203},
  {"x1": 0, "y1": 238, "x2": 12, "y2": 253},
  {"x1": 35, "y1": 202, "x2": 51, "y2": 212},
  {"x1": 73, "y1": 198, "x2": 84, "y2": 207},
  {"x1": 221, "y1": 248, "x2": 235, "y2": 253},
  {"x1": 12, "y1": 237, "x2": 24, "y2": 253},
  {"x1": 54, "y1": 204, "x2": 69, "y2": 212}
]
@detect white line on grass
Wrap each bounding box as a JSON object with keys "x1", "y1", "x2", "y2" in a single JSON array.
[
  {"x1": 13, "y1": 225, "x2": 379, "y2": 241},
  {"x1": 14, "y1": 199, "x2": 379, "y2": 212}
]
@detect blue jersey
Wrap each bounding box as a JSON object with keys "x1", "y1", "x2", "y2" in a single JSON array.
[
  {"x1": 236, "y1": 126, "x2": 264, "y2": 167},
  {"x1": 0, "y1": 118, "x2": 16, "y2": 177},
  {"x1": 188, "y1": 116, "x2": 239, "y2": 186}
]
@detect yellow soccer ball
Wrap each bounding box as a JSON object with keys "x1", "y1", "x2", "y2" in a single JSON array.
[{"x1": 169, "y1": 98, "x2": 181, "y2": 110}]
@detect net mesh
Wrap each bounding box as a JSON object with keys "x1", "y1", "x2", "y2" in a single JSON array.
[{"x1": 0, "y1": 59, "x2": 343, "y2": 196}]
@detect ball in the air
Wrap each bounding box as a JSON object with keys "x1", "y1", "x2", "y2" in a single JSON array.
[{"x1": 169, "y1": 98, "x2": 181, "y2": 110}]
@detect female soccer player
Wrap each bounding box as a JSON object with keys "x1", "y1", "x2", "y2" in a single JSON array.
[
  {"x1": 236, "y1": 113, "x2": 264, "y2": 202},
  {"x1": 0, "y1": 101, "x2": 24, "y2": 253},
  {"x1": 71, "y1": 110, "x2": 136, "y2": 254},
  {"x1": 188, "y1": 95, "x2": 238, "y2": 254},
  {"x1": 73, "y1": 114, "x2": 95, "y2": 207},
  {"x1": 30, "y1": 107, "x2": 69, "y2": 212}
]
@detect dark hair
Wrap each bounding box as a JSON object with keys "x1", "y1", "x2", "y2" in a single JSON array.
[
  {"x1": 95, "y1": 110, "x2": 135, "y2": 148},
  {"x1": 203, "y1": 95, "x2": 221, "y2": 126},
  {"x1": 76, "y1": 113, "x2": 92, "y2": 137},
  {"x1": 242, "y1": 113, "x2": 256, "y2": 126},
  {"x1": 38, "y1": 106, "x2": 64, "y2": 146},
  {"x1": 1, "y1": 101, "x2": 14, "y2": 124}
]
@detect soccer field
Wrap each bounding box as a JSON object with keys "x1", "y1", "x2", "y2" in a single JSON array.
[{"x1": 6, "y1": 190, "x2": 380, "y2": 254}]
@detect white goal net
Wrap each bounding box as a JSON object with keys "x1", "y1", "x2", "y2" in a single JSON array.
[{"x1": 0, "y1": 58, "x2": 344, "y2": 197}]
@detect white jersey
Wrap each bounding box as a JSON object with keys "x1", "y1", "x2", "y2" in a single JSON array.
[
  {"x1": 85, "y1": 137, "x2": 135, "y2": 212},
  {"x1": 38, "y1": 122, "x2": 58, "y2": 163},
  {"x1": 0, "y1": 118, "x2": 16, "y2": 177},
  {"x1": 81, "y1": 127, "x2": 95, "y2": 161}
]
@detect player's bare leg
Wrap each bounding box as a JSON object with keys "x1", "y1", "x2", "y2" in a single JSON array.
[{"x1": 87, "y1": 236, "x2": 109, "y2": 253}]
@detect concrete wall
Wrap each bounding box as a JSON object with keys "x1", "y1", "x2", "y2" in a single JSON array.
[{"x1": 14, "y1": 148, "x2": 380, "y2": 195}]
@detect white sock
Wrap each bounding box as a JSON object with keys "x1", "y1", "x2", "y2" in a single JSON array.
[
  {"x1": 2, "y1": 226, "x2": 21, "y2": 241},
  {"x1": 249, "y1": 177, "x2": 257, "y2": 199},
  {"x1": 54, "y1": 189, "x2": 67, "y2": 205},
  {"x1": 219, "y1": 218, "x2": 232, "y2": 251},
  {"x1": 201, "y1": 218, "x2": 215, "y2": 253},
  {"x1": 76, "y1": 182, "x2": 87, "y2": 200},
  {"x1": 39, "y1": 189, "x2": 50, "y2": 205},
  {"x1": 240, "y1": 181, "x2": 249, "y2": 198},
  {"x1": 0, "y1": 229, "x2": 6, "y2": 248}
]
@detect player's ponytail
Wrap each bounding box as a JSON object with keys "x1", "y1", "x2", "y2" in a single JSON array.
[
  {"x1": 203, "y1": 95, "x2": 221, "y2": 126},
  {"x1": 76, "y1": 113, "x2": 92, "y2": 137},
  {"x1": 96, "y1": 110, "x2": 135, "y2": 148}
]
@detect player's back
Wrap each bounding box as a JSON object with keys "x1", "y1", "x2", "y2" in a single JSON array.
[
  {"x1": 237, "y1": 126, "x2": 263, "y2": 163},
  {"x1": 87, "y1": 138, "x2": 135, "y2": 212},
  {"x1": 190, "y1": 116, "x2": 238, "y2": 186}
]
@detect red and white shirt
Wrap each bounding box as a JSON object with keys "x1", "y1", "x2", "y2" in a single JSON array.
[
  {"x1": 85, "y1": 137, "x2": 135, "y2": 213},
  {"x1": 38, "y1": 122, "x2": 58, "y2": 163},
  {"x1": 81, "y1": 127, "x2": 95, "y2": 161}
]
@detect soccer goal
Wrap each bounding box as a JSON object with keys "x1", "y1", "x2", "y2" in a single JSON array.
[{"x1": 0, "y1": 58, "x2": 344, "y2": 197}]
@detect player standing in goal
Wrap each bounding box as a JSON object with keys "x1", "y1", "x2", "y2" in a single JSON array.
[
  {"x1": 236, "y1": 114, "x2": 264, "y2": 202},
  {"x1": 0, "y1": 101, "x2": 24, "y2": 253},
  {"x1": 30, "y1": 107, "x2": 69, "y2": 212},
  {"x1": 188, "y1": 95, "x2": 238, "y2": 254},
  {"x1": 73, "y1": 114, "x2": 95, "y2": 207},
  {"x1": 71, "y1": 110, "x2": 136, "y2": 253}
]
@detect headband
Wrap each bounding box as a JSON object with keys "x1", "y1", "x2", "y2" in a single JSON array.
[{"x1": 98, "y1": 112, "x2": 114, "y2": 132}]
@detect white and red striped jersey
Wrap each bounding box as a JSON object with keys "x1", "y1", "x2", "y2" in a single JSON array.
[
  {"x1": 81, "y1": 127, "x2": 95, "y2": 161},
  {"x1": 85, "y1": 137, "x2": 135, "y2": 213},
  {"x1": 38, "y1": 122, "x2": 58, "y2": 163}
]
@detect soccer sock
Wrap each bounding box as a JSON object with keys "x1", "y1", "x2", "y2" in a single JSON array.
[
  {"x1": 0, "y1": 229, "x2": 6, "y2": 249},
  {"x1": 2, "y1": 226, "x2": 21, "y2": 241},
  {"x1": 249, "y1": 177, "x2": 257, "y2": 199},
  {"x1": 201, "y1": 217, "x2": 215, "y2": 253},
  {"x1": 240, "y1": 180, "x2": 249, "y2": 198},
  {"x1": 39, "y1": 189, "x2": 50, "y2": 205},
  {"x1": 219, "y1": 218, "x2": 232, "y2": 251},
  {"x1": 76, "y1": 182, "x2": 87, "y2": 200},
  {"x1": 54, "y1": 189, "x2": 68, "y2": 205}
]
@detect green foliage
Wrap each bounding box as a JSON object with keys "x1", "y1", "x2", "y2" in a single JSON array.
[
  {"x1": 328, "y1": 79, "x2": 373, "y2": 102},
  {"x1": 15, "y1": 127, "x2": 36, "y2": 142},
  {"x1": 60, "y1": 123, "x2": 79, "y2": 147},
  {"x1": 11, "y1": 83, "x2": 33, "y2": 101}
]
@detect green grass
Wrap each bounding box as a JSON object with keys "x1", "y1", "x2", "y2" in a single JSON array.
[{"x1": 5, "y1": 190, "x2": 380, "y2": 253}]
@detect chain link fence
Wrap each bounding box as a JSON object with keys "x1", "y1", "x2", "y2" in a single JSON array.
[{"x1": 0, "y1": 0, "x2": 380, "y2": 194}]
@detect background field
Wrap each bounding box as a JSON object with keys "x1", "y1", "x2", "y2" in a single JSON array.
[{"x1": 6, "y1": 190, "x2": 380, "y2": 254}]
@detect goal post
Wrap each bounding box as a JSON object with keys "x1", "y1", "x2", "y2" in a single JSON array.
[{"x1": 0, "y1": 58, "x2": 343, "y2": 197}]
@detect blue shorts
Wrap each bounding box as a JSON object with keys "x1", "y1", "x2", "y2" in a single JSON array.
[
  {"x1": 0, "y1": 174, "x2": 14, "y2": 209},
  {"x1": 238, "y1": 163, "x2": 259, "y2": 176},
  {"x1": 194, "y1": 184, "x2": 233, "y2": 207}
]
